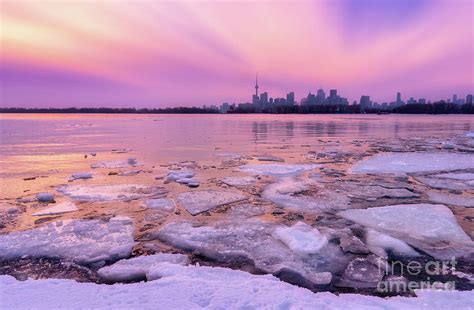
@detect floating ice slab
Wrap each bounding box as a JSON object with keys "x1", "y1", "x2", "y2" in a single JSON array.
[
  {"x1": 36, "y1": 193, "x2": 55, "y2": 203},
  {"x1": 432, "y1": 173, "x2": 474, "y2": 181},
  {"x1": 166, "y1": 170, "x2": 195, "y2": 182},
  {"x1": 338, "y1": 204, "x2": 474, "y2": 259},
  {"x1": 176, "y1": 190, "x2": 247, "y2": 215},
  {"x1": 155, "y1": 220, "x2": 349, "y2": 287},
  {"x1": 257, "y1": 155, "x2": 284, "y2": 162},
  {"x1": 365, "y1": 229, "x2": 420, "y2": 257},
  {"x1": 428, "y1": 192, "x2": 474, "y2": 207},
  {"x1": 143, "y1": 198, "x2": 175, "y2": 213},
  {"x1": 57, "y1": 184, "x2": 167, "y2": 201},
  {"x1": 415, "y1": 176, "x2": 473, "y2": 191},
  {"x1": 0, "y1": 217, "x2": 134, "y2": 264},
  {"x1": 273, "y1": 222, "x2": 328, "y2": 255},
  {"x1": 351, "y1": 152, "x2": 474, "y2": 174},
  {"x1": 98, "y1": 253, "x2": 189, "y2": 282},
  {"x1": 69, "y1": 172, "x2": 93, "y2": 181},
  {"x1": 2, "y1": 269, "x2": 474, "y2": 309},
  {"x1": 342, "y1": 184, "x2": 418, "y2": 199},
  {"x1": 262, "y1": 177, "x2": 349, "y2": 213},
  {"x1": 32, "y1": 202, "x2": 78, "y2": 216},
  {"x1": 90, "y1": 158, "x2": 140, "y2": 169},
  {"x1": 227, "y1": 204, "x2": 265, "y2": 218},
  {"x1": 240, "y1": 163, "x2": 321, "y2": 177},
  {"x1": 221, "y1": 176, "x2": 256, "y2": 187}
]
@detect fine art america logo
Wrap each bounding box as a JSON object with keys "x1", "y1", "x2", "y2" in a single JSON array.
[{"x1": 376, "y1": 257, "x2": 458, "y2": 293}]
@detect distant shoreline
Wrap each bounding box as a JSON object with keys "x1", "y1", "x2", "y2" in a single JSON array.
[{"x1": 1, "y1": 104, "x2": 473, "y2": 115}]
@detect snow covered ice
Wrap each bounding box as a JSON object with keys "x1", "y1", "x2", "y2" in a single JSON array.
[
  {"x1": 98, "y1": 253, "x2": 189, "y2": 282},
  {"x1": 176, "y1": 190, "x2": 247, "y2": 215},
  {"x1": 32, "y1": 201, "x2": 79, "y2": 216},
  {"x1": 338, "y1": 204, "x2": 474, "y2": 259},
  {"x1": 0, "y1": 217, "x2": 135, "y2": 264},
  {"x1": 2, "y1": 267, "x2": 474, "y2": 309},
  {"x1": 351, "y1": 152, "x2": 474, "y2": 174},
  {"x1": 240, "y1": 163, "x2": 321, "y2": 177},
  {"x1": 57, "y1": 184, "x2": 167, "y2": 201},
  {"x1": 155, "y1": 219, "x2": 350, "y2": 287},
  {"x1": 90, "y1": 158, "x2": 141, "y2": 169}
]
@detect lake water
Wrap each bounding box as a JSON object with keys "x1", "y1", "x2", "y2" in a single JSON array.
[{"x1": 0, "y1": 113, "x2": 473, "y2": 293}]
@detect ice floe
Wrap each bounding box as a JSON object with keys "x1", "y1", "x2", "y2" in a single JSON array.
[
  {"x1": 36, "y1": 193, "x2": 55, "y2": 203},
  {"x1": 90, "y1": 158, "x2": 140, "y2": 169},
  {"x1": 256, "y1": 155, "x2": 284, "y2": 162},
  {"x1": 351, "y1": 152, "x2": 474, "y2": 174},
  {"x1": 262, "y1": 177, "x2": 349, "y2": 213},
  {"x1": 240, "y1": 163, "x2": 321, "y2": 177},
  {"x1": 415, "y1": 176, "x2": 474, "y2": 191},
  {"x1": 0, "y1": 217, "x2": 134, "y2": 264},
  {"x1": 69, "y1": 172, "x2": 93, "y2": 181},
  {"x1": 432, "y1": 172, "x2": 474, "y2": 181},
  {"x1": 57, "y1": 184, "x2": 167, "y2": 201},
  {"x1": 155, "y1": 220, "x2": 349, "y2": 287},
  {"x1": 97, "y1": 253, "x2": 189, "y2": 282},
  {"x1": 338, "y1": 204, "x2": 474, "y2": 259},
  {"x1": 176, "y1": 190, "x2": 247, "y2": 215},
  {"x1": 428, "y1": 192, "x2": 474, "y2": 207},
  {"x1": 226, "y1": 204, "x2": 265, "y2": 218},
  {"x1": 32, "y1": 202, "x2": 79, "y2": 216},
  {"x1": 273, "y1": 222, "x2": 328, "y2": 255},
  {"x1": 221, "y1": 176, "x2": 256, "y2": 187},
  {"x1": 365, "y1": 229, "x2": 420, "y2": 257},
  {"x1": 143, "y1": 198, "x2": 175, "y2": 213},
  {"x1": 2, "y1": 267, "x2": 474, "y2": 309}
]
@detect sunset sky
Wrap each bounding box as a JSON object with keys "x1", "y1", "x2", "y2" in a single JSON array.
[{"x1": 1, "y1": 0, "x2": 473, "y2": 108}]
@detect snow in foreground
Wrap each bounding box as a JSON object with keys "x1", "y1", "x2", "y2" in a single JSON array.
[{"x1": 1, "y1": 264, "x2": 473, "y2": 309}]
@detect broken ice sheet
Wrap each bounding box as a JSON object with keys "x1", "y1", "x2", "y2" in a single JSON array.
[
  {"x1": 427, "y1": 191, "x2": 474, "y2": 208},
  {"x1": 97, "y1": 253, "x2": 189, "y2": 282},
  {"x1": 0, "y1": 217, "x2": 135, "y2": 264},
  {"x1": 351, "y1": 152, "x2": 474, "y2": 174},
  {"x1": 221, "y1": 176, "x2": 256, "y2": 187},
  {"x1": 32, "y1": 202, "x2": 79, "y2": 216},
  {"x1": 338, "y1": 204, "x2": 474, "y2": 259},
  {"x1": 240, "y1": 163, "x2": 321, "y2": 177},
  {"x1": 176, "y1": 190, "x2": 247, "y2": 215},
  {"x1": 414, "y1": 176, "x2": 474, "y2": 191},
  {"x1": 57, "y1": 184, "x2": 167, "y2": 202},
  {"x1": 262, "y1": 177, "x2": 349, "y2": 213},
  {"x1": 90, "y1": 158, "x2": 141, "y2": 169},
  {"x1": 155, "y1": 219, "x2": 350, "y2": 287}
]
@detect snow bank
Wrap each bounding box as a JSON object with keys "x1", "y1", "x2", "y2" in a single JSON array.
[
  {"x1": 338, "y1": 204, "x2": 474, "y2": 259},
  {"x1": 176, "y1": 190, "x2": 247, "y2": 215},
  {"x1": 98, "y1": 253, "x2": 189, "y2": 282},
  {"x1": 1, "y1": 268, "x2": 474, "y2": 309},
  {"x1": 32, "y1": 202, "x2": 78, "y2": 216},
  {"x1": 351, "y1": 152, "x2": 474, "y2": 174},
  {"x1": 0, "y1": 217, "x2": 134, "y2": 264},
  {"x1": 240, "y1": 163, "x2": 321, "y2": 177}
]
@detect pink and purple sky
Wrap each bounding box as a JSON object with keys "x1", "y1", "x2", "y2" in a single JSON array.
[{"x1": 1, "y1": 0, "x2": 473, "y2": 108}]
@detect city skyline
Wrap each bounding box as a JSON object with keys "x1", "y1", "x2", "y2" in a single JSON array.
[{"x1": 1, "y1": 0, "x2": 473, "y2": 108}]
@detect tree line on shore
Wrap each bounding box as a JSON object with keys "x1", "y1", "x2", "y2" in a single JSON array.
[{"x1": 1, "y1": 102, "x2": 472, "y2": 114}]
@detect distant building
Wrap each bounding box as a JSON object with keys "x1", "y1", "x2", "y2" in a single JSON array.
[
  {"x1": 407, "y1": 97, "x2": 417, "y2": 105},
  {"x1": 316, "y1": 88, "x2": 326, "y2": 104},
  {"x1": 286, "y1": 92, "x2": 295, "y2": 106},
  {"x1": 418, "y1": 98, "x2": 426, "y2": 104},
  {"x1": 453, "y1": 94, "x2": 458, "y2": 104},
  {"x1": 360, "y1": 95, "x2": 371, "y2": 110},
  {"x1": 467, "y1": 94, "x2": 473, "y2": 104},
  {"x1": 396, "y1": 92, "x2": 404, "y2": 106}
]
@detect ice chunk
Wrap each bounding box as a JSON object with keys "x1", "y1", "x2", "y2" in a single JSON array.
[
  {"x1": 2, "y1": 270, "x2": 474, "y2": 309},
  {"x1": 428, "y1": 191, "x2": 474, "y2": 207},
  {"x1": 262, "y1": 177, "x2": 349, "y2": 213},
  {"x1": 36, "y1": 193, "x2": 55, "y2": 203},
  {"x1": 166, "y1": 170, "x2": 195, "y2": 182},
  {"x1": 69, "y1": 172, "x2": 93, "y2": 181},
  {"x1": 143, "y1": 198, "x2": 175, "y2": 213},
  {"x1": 365, "y1": 229, "x2": 420, "y2": 257},
  {"x1": 32, "y1": 202, "x2": 78, "y2": 216},
  {"x1": 257, "y1": 155, "x2": 284, "y2": 162},
  {"x1": 0, "y1": 217, "x2": 134, "y2": 264},
  {"x1": 227, "y1": 204, "x2": 265, "y2": 218},
  {"x1": 240, "y1": 163, "x2": 321, "y2": 177},
  {"x1": 221, "y1": 176, "x2": 256, "y2": 187},
  {"x1": 57, "y1": 184, "x2": 167, "y2": 201},
  {"x1": 273, "y1": 222, "x2": 328, "y2": 255},
  {"x1": 91, "y1": 158, "x2": 140, "y2": 169},
  {"x1": 351, "y1": 152, "x2": 474, "y2": 174},
  {"x1": 98, "y1": 253, "x2": 189, "y2": 282},
  {"x1": 432, "y1": 173, "x2": 474, "y2": 181},
  {"x1": 342, "y1": 184, "x2": 418, "y2": 199},
  {"x1": 176, "y1": 190, "x2": 247, "y2": 215},
  {"x1": 415, "y1": 176, "x2": 474, "y2": 191},
  {"x1": 338, "y1": 204, "x2": 474, "y2": 259},
  {"x1": 155, "y1": 220, "x2": 349, "y2": 287}
]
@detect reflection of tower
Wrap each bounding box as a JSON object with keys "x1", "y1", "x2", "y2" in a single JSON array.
[{"x1": 255, "y1": 74, "x2": 259, "y2": 97}]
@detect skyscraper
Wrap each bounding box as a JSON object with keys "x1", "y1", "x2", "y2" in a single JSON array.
[
  {"x1": 286, "y1": 92, "x2": 295, "y2": 106},
  {"x1": 396, "y1": 92, "x2": 402, "y2": 106},
  {"x1": 255, "y1": 74, "x2": 259, "y2": 98}
]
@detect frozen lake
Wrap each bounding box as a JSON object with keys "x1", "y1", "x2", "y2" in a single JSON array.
[{"x1": 0, "y1": 113, "x2": 473, "y2": 296}]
